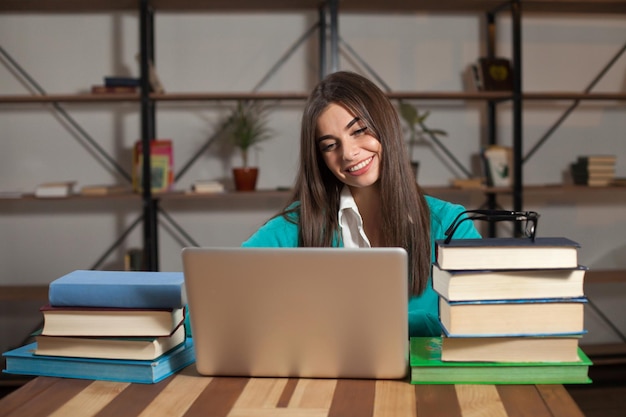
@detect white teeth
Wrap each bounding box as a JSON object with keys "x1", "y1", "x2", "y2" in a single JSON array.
[{"x1": 348, "y1": 157, "x2": 372, "y2": 172}]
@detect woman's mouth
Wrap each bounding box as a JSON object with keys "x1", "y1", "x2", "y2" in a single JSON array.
[{"x1": 347, "y1": 156, "x2": 373, "y2": 173}]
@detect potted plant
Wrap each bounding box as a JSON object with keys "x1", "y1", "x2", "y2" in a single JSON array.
[
  {"x1": 398, "y1": 102, "x2": 447, "y2": 178},
  {"x1": 223, "y1": 100, "x2": 272, "y2": 191}
]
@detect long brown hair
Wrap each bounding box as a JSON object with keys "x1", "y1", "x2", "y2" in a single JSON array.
[{"x1": 282, "y1": 71, "x2": 431, "y2": 295}]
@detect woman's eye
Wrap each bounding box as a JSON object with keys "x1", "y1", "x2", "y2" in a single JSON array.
[
  {"x1": 353, "y1": 127, "x2": 368, "y2": 136},
  {"x1": 320, "y1": 142, "x2": 337, "y2": 152}
]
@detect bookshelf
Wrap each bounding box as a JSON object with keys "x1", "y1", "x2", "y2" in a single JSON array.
[{"x1": 1, "y1": 0, "x2": 625, "y2": 268}]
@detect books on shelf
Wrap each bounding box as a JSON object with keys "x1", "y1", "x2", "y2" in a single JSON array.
[
  {"x1": 432, "y1": 264, "x2": 587, "y2": 302},
  {"x1": 3, "y1": 337, "x2": 195, "y2": 384},
  {"x1": 104, "y1": 76, "x2": 141, "y2": 87},
  {"x1": 40, "y1": 305, "x2": 185, "y2": 337},
  {"x1": 476, "y1": 57, "x2": 513, "y2": 91},
  {"x1": 91, "y1": 85, "x2": 137, "y2": 94},
  {"x1": 409, "y1": 337, "x2": 591, "y2": 385},
  {"x1": 190, "y1": 179, "x2": 225, "y2": 194},
  {"x1": 571, "y1": 154, "x2": 617, "y2": 187},
  {"x1": 439, "y1": 297, "x2": 587, "y2": 337},
  {"x1": 48, "y1": 269, "x2": 186, "y2": 309},
  {"x1": 34, "y1": 181, "x2": 76, "y2": 198},
  {"x1": 35, "y1": 323, "x2": 186, "y2": 360},
  {"x1": 435, "y1": 237, "x2": 580, "y2": 270},
  {"x1": 80, "y1": 184, "x2": 132, "y2": 196},
  {"x1": 440, "y1": 335, "x2": 582, "y2": 363},
  {"x1": 132, "y1": 139, "x2": 174, "y2": 193}
]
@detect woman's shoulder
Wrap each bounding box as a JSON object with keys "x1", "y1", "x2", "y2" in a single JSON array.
[
  {"x1": 425, "y1": 194, "x2": 467, "y2": 218},
  {"x1": 241, "y1": 204, "x2": 300, "y2": 247},
  {"x1": 425, "y1": 195, "x2": 478, "y2": 239}
]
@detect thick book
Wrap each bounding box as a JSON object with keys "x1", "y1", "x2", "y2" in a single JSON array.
[
  {"x1": 410, "y1": 337, "x2": 591, "y2": 385},
  {"x1": 440, "y1": 335, "x2": 582, "y2": 363},
  {"x1": 40, "y1": 305, "x2": 185, "y2": 337},
  {"x1": 3, "y1": 337, "x2": 195, "y2": 384},
  {"x1": 435, "y1": 237, "x2": 580, "y2": 270},
  {"x1": 35, "y1": 323, "x2": 185, "y2": 360},
  {"x1": 439, "y1": 297, "x2": 587, "y2": 337},
  {"x1": 432, "y1": 264, "x2": 587, "y2": 301},
  {"x1": 48, "y1": 269, "x2": 186, "y2": 309}
]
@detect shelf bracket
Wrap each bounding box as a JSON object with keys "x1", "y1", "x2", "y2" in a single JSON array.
[
  {"x1": 523, "y1": 41, "x2": 626, "y2": 163},
  {"x1": 0, "y1": 45, "x2": 132, "y2": 183}
]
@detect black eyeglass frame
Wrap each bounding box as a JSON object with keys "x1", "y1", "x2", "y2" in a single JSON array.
[{"x1": 443, "y1": 209, "x2": 540, "y2": 244}]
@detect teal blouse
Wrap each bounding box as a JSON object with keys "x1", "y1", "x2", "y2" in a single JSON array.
[{"x1": 241, "y1": 195, "x2": 481, "y2": 337}]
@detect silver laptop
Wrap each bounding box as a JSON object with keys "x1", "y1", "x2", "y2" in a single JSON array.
[{"x1": 182, "y1": 247, "x2": 408, "y2": 379}]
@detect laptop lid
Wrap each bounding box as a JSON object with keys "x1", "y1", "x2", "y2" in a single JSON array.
[{"x1": 182, "y1": 247, "x2": 409, "y2": 379}]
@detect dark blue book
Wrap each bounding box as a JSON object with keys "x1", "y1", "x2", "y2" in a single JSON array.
[
  {"x1": 2, "y1": 338, "x2": 195, "y2": 384},
  {"x1": 104, "y1": 76, "x2": 140, "y2": 87},
  {"x1": 435, "y1": 237, "x2": 580, "y2": 271},
  {"x1": 48, "y1": 270, "x2": 186, "y2": 309}
]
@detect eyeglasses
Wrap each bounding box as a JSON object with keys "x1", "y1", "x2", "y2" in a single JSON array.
[{"x1": 443, "y1": 209, "x2": 540, "y2": 244}]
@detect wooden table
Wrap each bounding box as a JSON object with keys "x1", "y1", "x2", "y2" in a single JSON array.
[{"x1": 0, "y1": 365, "x2": 585, "y2": 417}]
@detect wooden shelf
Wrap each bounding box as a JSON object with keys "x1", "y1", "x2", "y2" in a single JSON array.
[
  {"x1": 3, "y1": 91, "x2": 626, "y2": 105},
  {"x1": 2, "y1": 0, "x2": 626, "y2": 14},
  {"x1": 0, "y1": 94, "x2": 140, "y2": 104}
]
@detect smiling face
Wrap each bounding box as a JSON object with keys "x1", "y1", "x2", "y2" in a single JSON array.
[{"x1": 316, "y1": 103, "x2": 382, "y2": 190}]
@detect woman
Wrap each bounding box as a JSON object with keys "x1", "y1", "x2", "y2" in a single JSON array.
[{"x1": 242, "y1": 71, "x2": 480, "y2": 337}]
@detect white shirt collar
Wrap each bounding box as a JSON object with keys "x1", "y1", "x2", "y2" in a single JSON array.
[{"x1": 338, "y1": 186, "x2": 371, "y2": 248}]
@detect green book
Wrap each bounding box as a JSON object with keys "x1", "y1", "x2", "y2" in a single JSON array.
[{"x1": 410, "y1": 337, "x2": 592, "y2": 385}]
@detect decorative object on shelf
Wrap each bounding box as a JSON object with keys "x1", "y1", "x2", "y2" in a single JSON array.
[
  {"x1": 132, "y1": 139, "x2": 174, "y2": 193},
  {"x1": 223, "y1": 101, "x2": 272, "y2": 191},
  {"x1": 482, "y1": 145, "x2": 512, "y2": 187},
  {"x1": 398, "y1": 102, "x2": 447, "y2": 179},
  {"x1": 135, "y1": 53, "x2": 164, "y2": 93},
  {"x1": 476, "y1": 57, "x2": 513, "y2": 91}
]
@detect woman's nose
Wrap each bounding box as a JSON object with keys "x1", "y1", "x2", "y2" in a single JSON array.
[{"x1": 342, "y1": 141, "x2": 359, "y2": 161}]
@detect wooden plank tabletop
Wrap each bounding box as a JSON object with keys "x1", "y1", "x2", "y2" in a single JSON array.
[{"x1": 0, "y1": 365, "x2": 585, "y2": 417}]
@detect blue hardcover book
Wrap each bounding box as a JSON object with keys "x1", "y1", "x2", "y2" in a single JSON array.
[
  {"x1": 435, "y1": 237, "x2": 580, "y2": 270},
  {"x1": 48, "y1": 270, "x2": 186, "y2": 309},
  {"x1": 439, "y1": 297, "x2": 587, "y2": 337},
  {"x1": 2, "y1": 338, "x2": 195, "y2": 384}
]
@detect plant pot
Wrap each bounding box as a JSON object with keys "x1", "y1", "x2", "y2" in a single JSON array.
[{"x1": 233, "y1": 167, "x2": 259, "y2": 191}]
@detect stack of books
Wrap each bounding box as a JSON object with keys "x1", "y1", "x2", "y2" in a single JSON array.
[
  {"x1": 3, "y1": 270, "x2": 195, "y2": 384},
  {"x1": 571, "y1": 154, "x2": 617, "y2": 187},
  {"x1": 410, "y1": 237, "x2": 592, "y2": 385}
]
